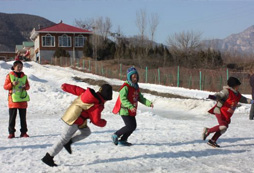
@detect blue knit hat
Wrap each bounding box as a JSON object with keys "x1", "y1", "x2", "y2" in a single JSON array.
[{"x1": 127, "y1": 67, "x2": 139, "y2": 88}]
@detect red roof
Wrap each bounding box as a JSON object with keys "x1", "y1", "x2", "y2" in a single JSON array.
[{"x1": 38, "y1": 22, "x2": 92, "y2": 33}]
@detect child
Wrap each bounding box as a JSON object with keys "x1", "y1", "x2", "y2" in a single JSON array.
[
  {"x1": 41, "y1": 83, "x2": 112, "y2": 167},
  {"x1": 202, "y1": 76, "x2": 253, "y2": 148},
  {"x1": 3, "y1": 60, "x2": 30, "y2": 139},
  {"x1": 112, "y1": 67, "x2": 153, "y2": 146}
]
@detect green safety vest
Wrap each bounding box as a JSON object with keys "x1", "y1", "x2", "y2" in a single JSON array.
[{"x1": 9, "y1": 74, "x2": 30, "y2": 102}]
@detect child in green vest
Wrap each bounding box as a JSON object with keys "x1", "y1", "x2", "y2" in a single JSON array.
[
  {"x1": 3, "y1": 60, "x2": 30, "y2": 139},
  {"x1": 112, "y1": 67, "x2": 153, "y2": 146}
]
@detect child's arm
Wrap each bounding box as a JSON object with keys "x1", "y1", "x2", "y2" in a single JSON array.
[
  {"x1": 119, "y1": 86, "x2": 135, "y2": 110},
  {"x1": 61, "y1": 83, "x2": 86, "y2": 96},
  {"x1": 89, "y1": 105, "x2": 107, "y2": 127},
  {"x1": 24, "y1": 77, "x2": 30, "y2": 90},
  {"x1": 209, "y1": 88, "x2": 229, "y2": 101},
  {"x1": 239, "y1": 95, "x2": 252, "y2": 104},
  {"x1": 3, "y1": 74, "x2": 12, "y2": 90},
  {"x1": 138, "y1": 92, "x2": 153, "y2": 107}
]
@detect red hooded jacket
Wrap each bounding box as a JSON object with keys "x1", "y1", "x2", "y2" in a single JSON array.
[{"x1": 61, "y1": 83, "x2": 106, "y2": 127}]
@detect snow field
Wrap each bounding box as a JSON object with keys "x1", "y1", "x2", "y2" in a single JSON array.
[{"x1": 0, "y1": 61, "x2": 254, "y2": 173}]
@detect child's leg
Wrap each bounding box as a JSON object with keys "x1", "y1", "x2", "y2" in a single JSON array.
[
  {"x1": 209, "y1": 114, "x2": 228, "y2": 142},
  {"x1": 115, "y1": 116, "x2": 137, "y2": 141},
  {"x1": 250, "y1": 104, "x2": 254, "y2": 120},
  {"x1": 9, "y1": 108, "x2": 17, "y2": 134},
  {"x1": 48, "y1": 123, "x2": 78, "y2": 157},
  {"x1": 71, "y1": 126, "x2": 91, "y2": 143},
  {"x1": 19, "y1": 108, "x2": 27, "y2": 134}
]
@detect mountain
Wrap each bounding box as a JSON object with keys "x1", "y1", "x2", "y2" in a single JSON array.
[
  {"x1": 0, "y1": 12, "x2": 55, "y2": 52},
  {"x1": 203, "y1": 25, "x2": 254, "y2": 54}
]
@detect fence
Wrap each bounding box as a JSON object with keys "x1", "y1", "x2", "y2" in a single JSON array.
[{"x1": 46, "y1": 57, "x2": 252, "y2": 94}]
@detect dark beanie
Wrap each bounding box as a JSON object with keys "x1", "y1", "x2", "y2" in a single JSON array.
[
  {"x1": 227, "y1": 77, "x2": 241, "y2": 88},
  {"x1": 99, "y1": 84, "x2": 112, "y2": 101},
  {"x1": 11, "y1": 60, "x2": 23, "y2": 70}
]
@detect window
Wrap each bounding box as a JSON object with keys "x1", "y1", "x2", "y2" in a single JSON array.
[
  {"x1": 59, "y1": 34, "x2": 71, "y2": 47},
  {"x1": 42, "y1": 34, "x2": 55, "y2": 47},
  {"x1": 75, "y1": 35, "x2": 86, "y2": 47}
]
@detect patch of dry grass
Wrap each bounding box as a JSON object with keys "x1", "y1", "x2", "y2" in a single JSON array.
[{"x1": 73, "y1": 76, "x2": 190, "y2": 99}]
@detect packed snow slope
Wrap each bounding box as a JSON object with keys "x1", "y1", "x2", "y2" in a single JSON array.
[{"x1": 0, "y1": 61, "x2": 254, "y2": 173}]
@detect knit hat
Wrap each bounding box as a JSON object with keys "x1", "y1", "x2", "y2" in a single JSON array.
[
  {"x1": 227, "y1": 77, "x2": 241, "y2": 88},
  {"x1": 11, "y1": 60, "x2": 23, "y2": 70},
  {"x1": 99, "y1": 84, "x2": 112, "y2": 101},
  {"x1": 127, "y1": 67, "x2": 139, "y2": 82}
]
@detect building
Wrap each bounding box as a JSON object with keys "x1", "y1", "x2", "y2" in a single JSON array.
[
  {"x1": 30, "y1": 21, "x2": 92, "y2": 63},
  {"x1": 0, "y1": 52, "x2": 15, "y2": 61}
]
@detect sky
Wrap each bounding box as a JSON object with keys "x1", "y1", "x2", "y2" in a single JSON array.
[{"x1": 1, "y1": 0, "x2": 254, "y2": 44}]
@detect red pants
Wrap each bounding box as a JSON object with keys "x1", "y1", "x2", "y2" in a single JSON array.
[{"x1": 207, "y1": 114, "x2": 229, "y2": 142}]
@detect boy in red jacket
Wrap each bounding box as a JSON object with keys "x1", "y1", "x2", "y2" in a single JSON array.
[
  {"x1": 42, "y1": 83, "x2": 112, "y2": 167},
  {"x1": 203, "y1": 77, "x2": 253, "y2": 148}
]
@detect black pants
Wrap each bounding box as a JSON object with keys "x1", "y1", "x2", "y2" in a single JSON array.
[
  {"x1": 115, "y1": 116, "x2": 137, "y2": 141},
  {"x1": 9, "y1": 108, "x2": 27, "y2": 134}
]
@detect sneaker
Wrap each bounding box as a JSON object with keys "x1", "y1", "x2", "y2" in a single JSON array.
[
  {"x1": 111, "y1": 134, "x2": 118, "y2": 145},
  {"x1": 207, "y1": 140, "x2": 220, "y2": 148},
  {"x1": 41, "y1": 153, "x2": 57, "y2": 167},
  {"x1": 118, "y1": 140, "x2": 132, "y2": 146},
  {"x1": 8, "y1": 134, "x2": 15, "y2": 139},
  {"x1": 202, "y1": 127, "x2": 209, "y2": 140},
  {"x1": 20, "y1": 133, "x2": 29, "y2": 138},
  {"x1": 64, "y1": 140, "x2": 72, "y2": 154}
]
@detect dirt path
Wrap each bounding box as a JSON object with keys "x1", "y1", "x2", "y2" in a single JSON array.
[{"x1": 73, "y1": 76, "x2": 190, "y2": 99}]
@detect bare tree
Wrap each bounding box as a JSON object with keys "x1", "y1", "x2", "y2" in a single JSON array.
[
  {"x1": 94, "y1": 17, "x2": 112, "y2": 41},
  {"x1": 135, "y1": 9, "x2": 147, "y2": 44},
  {"x1": 167, "y1": 30, "x2": 202, "y2": 55},
  {"x1": 149, "y1": 13, "x2": 159, "y2": 45},
  {"x1": 75, "y1": 18, "x2": 95, "y2": 30}
]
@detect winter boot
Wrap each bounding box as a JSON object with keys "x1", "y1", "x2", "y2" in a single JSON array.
[
  {"x1": 41, "y1": 153, "x2": 57, "y2": 167},
  {"x1": 111, "y1": 134, "x2": 119, "y2": 145},
  {"x1": 202, "y1": 127, "x2": 209, "y2": 140},
  {"x1": 20, "y1": 133, "x2": 29, "y2": 138},
  {"x1": 64, "y1": 140, "x2": 72, "y2": 154},
  {"x1": 8, "y1": 134, "x2": 15, "y2": 139},
  {"x1": 118, "y1": 140, "x2": 132, "y2": 146},
  {"x1": 207, "y1": 140, "x2": 220, "y2": 148}
]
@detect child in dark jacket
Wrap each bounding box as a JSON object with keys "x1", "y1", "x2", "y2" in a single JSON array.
[
  {"x1": 203, "y1": 77, "x2": 253, "y2": 148},
  {"x1": 42, "y1": 83, "x2": 112, "y2": 167},
  {"x1": 3, "y1": 60, "x2": 30, "y2": 139},
  {"x1": 112, "y1": 67, "x2": 153, "y2": 146}
]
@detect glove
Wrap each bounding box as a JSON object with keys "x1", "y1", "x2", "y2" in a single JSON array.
[
  {"x1": 251, "y1": 100, "x2": 254, "y2": 104},
  {"x1": 208, "y1": 95, "x2": 216, "y2": 100}
]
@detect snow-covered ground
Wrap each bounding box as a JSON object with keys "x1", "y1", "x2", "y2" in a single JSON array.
[{"x1": 0, "y1": 61, "x2": 254, "y2": 173}]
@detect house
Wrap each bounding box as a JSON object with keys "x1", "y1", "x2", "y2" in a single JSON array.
[{"x1": 30, "y1": 21, "x2": 92, "y2": 63}]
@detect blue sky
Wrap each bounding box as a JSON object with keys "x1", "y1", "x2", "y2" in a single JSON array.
[{"x1": 1, "y1": 0, "x2": 254, "y2": 44}]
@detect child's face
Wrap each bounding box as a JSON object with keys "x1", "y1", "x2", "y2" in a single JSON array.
[
  {"x1": 131, "y1": 74, "x2": 138, "y2": 84},
  {"x1": 234, "y1": 85, "x2": 240, "y2": 91},
  {"x1": 14, "y1": 64, "x2": 23, "y2": 72}
]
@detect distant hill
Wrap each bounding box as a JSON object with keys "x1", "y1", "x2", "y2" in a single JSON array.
[
  {"x1": 203, "y1": 25, "x2": 254, "y2": 54},
  {"x1": 0, "y1": 12, "x2": 55, "y2": 52}
]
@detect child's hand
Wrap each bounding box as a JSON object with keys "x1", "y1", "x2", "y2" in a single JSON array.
[
  {"x1": 130, "y1": 107, "x2": 136, "y2": 113},
  {"x1": 12, "y1": 81, "x2": 19, "y2": 86},
  {"x1": 208, "y1": 95, "x2": 216, "y2": 100}
]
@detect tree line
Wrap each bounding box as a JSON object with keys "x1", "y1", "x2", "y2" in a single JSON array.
[{"x1": 74, "y1": 9, "x2": 223, "y2": 69}]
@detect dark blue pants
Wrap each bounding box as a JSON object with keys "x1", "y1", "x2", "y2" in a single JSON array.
[
  {"x1": 9, "y1": 108, "x2": 27, "y2": 134},
  {"x1": 115, "y1": 116, "x2": 137, "y2": 141}
]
